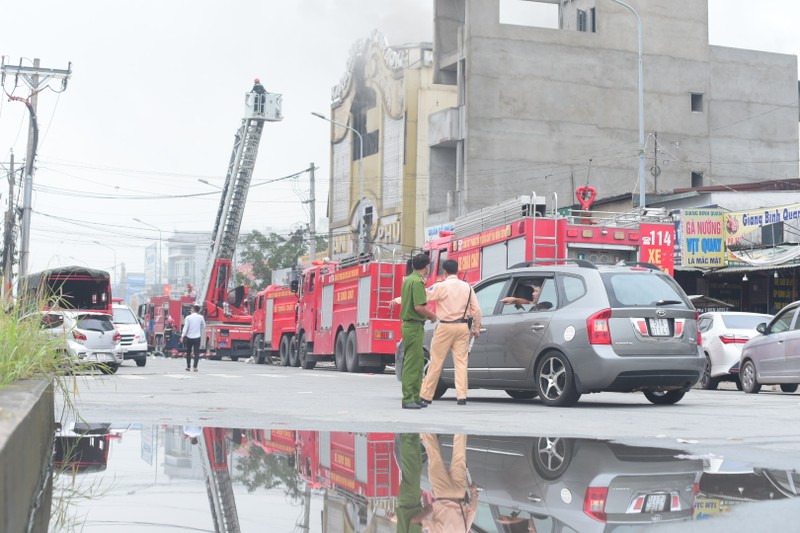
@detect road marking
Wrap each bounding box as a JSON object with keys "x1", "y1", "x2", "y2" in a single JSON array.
[
  {"x1": 205, "y1": 374, "x2": 240, "y2": 379},
  {"x1": 252, "y1": 374, "x2": 289, "y2": 378},
  {"x1": 118, "y1": 375, "x2": 146, "y2": 380}
]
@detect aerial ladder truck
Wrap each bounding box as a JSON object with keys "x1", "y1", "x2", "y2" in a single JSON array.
[
  {"x1": 198, "y1": 427, "x2": 242, "y2": 533},
  {"x1": 196, "y1": 87, "x2": 282, "y2": 360}
]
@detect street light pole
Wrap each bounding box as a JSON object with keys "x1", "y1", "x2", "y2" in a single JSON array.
[
  {"x1": 311, "y1": 111, "x2": 366, "y2": 255},
  {"x1": 92, "y1": 240, "x2": 117, "y2": 286},
  {"x1": 608, "y1": 0, "x2": 646, "y2": 209},
  {"x1": 133, "y1": 218, "x2": 162, "y2": 292}
]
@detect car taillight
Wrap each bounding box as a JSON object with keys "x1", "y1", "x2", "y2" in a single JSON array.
[
  {"x1": 113, "y1": 332, "x2": 121, "y2": 342},
  {"x1": 719, "y1": 334, "x2": 747, "y2": 344},
  {"x1": 587, "y1": 309, "x2": 612, "y2": 345},
  {"x1": 696, "y1": 311, "x2": 702, "y2": 345},
  {"x1": 583, "y1": 486, "x2": 608, "y2": 522},
  {"x1": 73, "y1": 331, "x2": 87, "y2": 342}
]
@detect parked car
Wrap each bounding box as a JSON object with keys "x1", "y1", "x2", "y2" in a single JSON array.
[
  {"x1": 39, "y1": 310, "x2": 123, "y2": 374},
  {"x1": 422, "y1": 434, "x2": 703, "y2": 532},
  {"x1": 697, "y1": 311, "x2": 772, "y2": 390},
  {"x1": 739, "y1": 301, "x2": 800, "y2": 394},
  {"x1": 111, "y1": 302, "x2": 148, "y2": 367},
  {"x1": 401, "y1": 260, "x2": 704, "y2": 407}
]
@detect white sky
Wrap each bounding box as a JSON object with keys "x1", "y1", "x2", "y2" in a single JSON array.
[{"x1": 0, "y1": 0, "x2": 798, "y2": 279}]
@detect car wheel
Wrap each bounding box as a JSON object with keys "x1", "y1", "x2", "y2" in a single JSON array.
[
  {"x1": 100, "y1": 364, "x2": 119, "y2": 375},
  {"x1": 334, "y1": 331, "x2": 348, "y2": 372},
  {"x1": 699, "y1": 354, "x2": 719, "y2": 390},
  {"x1": 288, "y1": 336, "x2": 301, "y2": 367},
  {"x1": 741, "y1": 360, "x2": 761, "y2": 394},
  {"x1": 535, "y1": 352, "x2": 580, "y2": 407},
  {"x1": 394, "y1": 341, "x2": 405, "y2": 382},
  {"x1": 279, "y1": 336, "x2": 292, "y2": 366},
  {"x1": 345, "y1": 330, "x2": 362, "y2": 373},
  {"x1": 643, "y1": 390, "x2": 686, "y2": 405},
  {"x1": 135, "y1": 357, "x2": 146, "y2": 367},
  {"x1": 735, "y1": 377, "x2": 743, "y2": 391},
  {"x1": 531, "y1": 437, "x2": 573, "y2": 480},
  {"x1": 298, "y1": 333, "x2": 316, "y2": 370},
  {"x1": 505, "y1": 389, "x2": 539, "y2": 400},
  {"x1": 780, "y1": 384, "x2": 798, "y2": 393}
]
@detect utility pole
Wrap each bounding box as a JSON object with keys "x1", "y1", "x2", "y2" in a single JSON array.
[
  {"x1": 2, "y1": 153, "x2": 15, "y2": 298},
  {"x1": 1, "y1": 57, "x2": 72, "y2": 278},
  {"x1": 308, "y1": 163, "x2": 316, "y2": 260}
]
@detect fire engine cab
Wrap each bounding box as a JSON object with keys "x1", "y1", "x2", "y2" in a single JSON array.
[
  {"x1": 424, "y1": 193, "x2": 675, "y2": 284},
  {"x1": 250, "y1": 283, "x2": 298, "y2": 364},
  {"x1": 290, "y1": 253, "x2": 405, "y2": 373}
]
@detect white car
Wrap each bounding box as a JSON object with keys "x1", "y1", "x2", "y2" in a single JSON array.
[
  {"x1": 39, "y1": 310, "x2": 123, "y2": 374},
  {"x1": 111, "y1": 302, "x2": 148, "y2": 367},
  {"x1": 697, "y1": 311, "x2": 772, "y2": 389}
]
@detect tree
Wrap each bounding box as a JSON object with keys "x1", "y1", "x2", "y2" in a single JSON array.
[{"x1": 236, "y1": 229, "x2": 327, "y2": 292}]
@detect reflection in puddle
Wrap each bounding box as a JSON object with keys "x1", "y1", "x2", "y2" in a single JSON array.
[{"x1": 49, "y1": 425, "x2": 800, "y2": 532}]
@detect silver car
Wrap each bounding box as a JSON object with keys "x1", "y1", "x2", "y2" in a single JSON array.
[
  {"x1": 40, "y1": 310, "x2": 123, "y2": 374},
  {"x1": 416, "y1": 261, "x2": 704, "y2": 407},
  {"x1": 739, "y1": 301, "x2": 800, "y2": 394}
]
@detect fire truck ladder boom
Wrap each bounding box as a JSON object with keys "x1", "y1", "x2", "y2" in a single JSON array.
[
  {"x1": 199, "y1": 430, "x2": 241, "y2": 533},
  {"x1": 196, "y1": 91, "x2": 283, "y2": 305}
]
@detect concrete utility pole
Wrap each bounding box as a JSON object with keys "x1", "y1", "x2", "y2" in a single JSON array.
[
  {"x1": 307, "y1": 163, "x2": 316, "y2": 260},
  {"x1": 2, "y1": 153, "x2": 16, "y2": 298},
  {"x1": 1, "y1": 57, "x2": 72, "y2": 278}
]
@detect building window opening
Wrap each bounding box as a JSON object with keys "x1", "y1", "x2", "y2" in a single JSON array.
[
  {"x1": 691, "y1": 171, "x2": 704, "y2": 188},
  {"x1": 691, "y1": 92, "x2": 704, "y2": 113},
  {"x1": 499, "y1": 0, "x2": 559, "y2": 29}
]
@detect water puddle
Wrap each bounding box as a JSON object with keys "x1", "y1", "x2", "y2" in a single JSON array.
[{"x1": 48, "y1": 423, "x2": 800, "y2": 531}]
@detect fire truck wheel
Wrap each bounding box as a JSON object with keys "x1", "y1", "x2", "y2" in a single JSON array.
[
  {"x1": 279, "y1": 336, "x2": 292, "y2": 366},
  {"x1": 366, "y1": 364, "x2": 387, "y2": 374},
  {"x1": 299, "y1": 333, "x2": 316, "y2": 370},
  {"x1": 345, "y1": 330, "x2": 363, "y2": 373},
  {"x1": 288, "y1": 336, "x2": 300, "y2": 367},
  {"x1": 253, "y1": 335, "x2": 266, "y2": 364},
  {"x1": 334, "y1": 332, "x2": 348, "y2": 372}
]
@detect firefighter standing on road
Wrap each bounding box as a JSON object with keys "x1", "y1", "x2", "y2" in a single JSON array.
[{"x1": 399, "y1": 254, "x2": 438, "y2": 410}]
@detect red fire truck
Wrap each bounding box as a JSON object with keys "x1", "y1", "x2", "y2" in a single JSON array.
[
  {"x1": 290, "y1": 254, "x2": 405, "y2": 373},
  {"x1": 138, "y1": 290, "x2": 195, "y2": 356},
  {"x1": 250, "y1": 284, "x2": 298, "y2": 365},
  {"x1": 423, "y1": 193, "x2": 675, "y2": 284}
]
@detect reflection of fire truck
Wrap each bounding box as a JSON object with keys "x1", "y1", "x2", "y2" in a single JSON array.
[
  {"x1": 196, "y1": 88, "x2": 282, "y2": 361},
  {"x1": 296, "y1": 431, "x2": 400, "y2": 531},
  {"x1": 198, "y1": 427, "x2": 241, "y2": 532},
  {"x1": 423, "y1": 193, "x2": 675, "y2": 285},
  {"x1": 290, "y1": 254, "x2": 405, "y2": 373},
  {"x1": 250, "y1": 284, "x2": 298, "y2": 365}
]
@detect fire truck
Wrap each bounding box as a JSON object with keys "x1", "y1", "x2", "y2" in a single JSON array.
[
  {"x1": 195, "y1": 87, "x2": 282, "y2": 361},
  {"x1": 138, "y1": 289, "x2": 195, "y2": 356},
  {"x1": 290, "y1": 252, "x2": 405, "y2": 373},
  {"x1": 296, "y1": 431, "x2": 400, "y2": 531},
  {"x1": 198, "y1": 427, "x2": 241, "y2": 532},
  {"x1": 423, "y1": 193, "x2": 675, "y2": 285},
  {"x1": 250, "y1": 283, "x2": 297, "y2": 365}
]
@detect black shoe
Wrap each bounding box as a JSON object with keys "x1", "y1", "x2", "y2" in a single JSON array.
[
  {"x1": 402, "y1": 402, "x2": 423, "y2": 410},
  {"x1": 419, "y1": 401, "x2": 428, "y2": 408},
  {"x1": 420, "y1": 399, "x2": 432, "y2": 405},
  {"x1": 457, "y1": 398, "x2": 467, "y2": 405}
]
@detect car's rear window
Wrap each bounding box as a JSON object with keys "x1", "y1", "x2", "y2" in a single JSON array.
[
  {"x1": 721, "y1": 314, "x2": 772, "y2": 330},
  {"x1": 75, "y1": 315, "x2": 115, "y2": 332},
  {"x1": 602, "y1": 272, "x2": 689, "y2": 308}
]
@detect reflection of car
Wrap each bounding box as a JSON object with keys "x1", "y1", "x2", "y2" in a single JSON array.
[
  {"x1": 39, "y1": 310, "x2": 123, "y2": 374},
  {"x1": 112, "y1": 302, "x2": 148, "y2": 367},
  {"x1": 416, "y1": 261, "x2": 703, "y2": 406},
  {"x1": 426, "y1": 435, "x2": 703, "y2": 532},
  {"x1": 697, "y1": 312, "x2": 772, "y2": 390},
  {"x1": 739, "y1": 301, "x2": 800, "y2": 394}
]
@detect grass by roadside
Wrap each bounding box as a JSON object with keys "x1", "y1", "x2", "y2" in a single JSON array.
[{"x1": 0, "y1": 305, "x2": 65, "y2": 388}]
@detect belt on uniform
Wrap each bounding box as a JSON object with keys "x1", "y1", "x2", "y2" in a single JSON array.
[
  {"x1": 439, "y1": 318, "x2": 469, "y2": 324},
  {"x1": 402, "y1": 319, "x2": 426, "y2": 324}
]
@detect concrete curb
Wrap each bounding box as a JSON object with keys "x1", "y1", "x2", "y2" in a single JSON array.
[{"x1": 0, "y1": 378, "x2": 55, "y2": 533}]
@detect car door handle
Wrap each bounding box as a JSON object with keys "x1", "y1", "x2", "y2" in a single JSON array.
[
  {"x1": 527, "y1": 492, "x2": 542, "y2": 503},
  {"x1": 530, "y1": 324, "x2": 545, "y2": 331},
  {"x1": 479, "y1": 328, "x2": 487, "y2": 333}
]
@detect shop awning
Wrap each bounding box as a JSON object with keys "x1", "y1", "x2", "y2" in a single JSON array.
[{"x1": 689, "y1": 295, "x2": 735, "y2": 310}]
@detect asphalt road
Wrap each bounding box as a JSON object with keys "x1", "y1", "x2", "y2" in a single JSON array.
[{"x1": 58, "y1": 354, "x2": 800, "y2": 471}]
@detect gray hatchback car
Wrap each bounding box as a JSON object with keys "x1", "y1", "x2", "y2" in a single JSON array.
[{"x1": 416, "y1": 260, "x2": 703, "y2": 407}]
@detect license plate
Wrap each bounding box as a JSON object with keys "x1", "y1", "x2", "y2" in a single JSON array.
[
  {"x1": 649, "y1": 318, "x2": 670, "y2": 336},
  {"x1": 644, "y1": 493, "x2": 668, "y2": 512}
]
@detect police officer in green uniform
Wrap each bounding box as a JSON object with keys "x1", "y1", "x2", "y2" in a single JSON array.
[
  {"x1": 400, "y1": 254, "x2": 438, "y2": 409},
  {"x1": 396, "y1": 432, "x2": 424, "y2": 532}
]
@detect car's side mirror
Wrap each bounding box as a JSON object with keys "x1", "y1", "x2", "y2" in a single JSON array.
[
  {"x1": 290, "y1": 280, "x2": 299, "y2": 293},
  {"x1": 756, "y1": 323, "x2": 768, "y2": 334}
]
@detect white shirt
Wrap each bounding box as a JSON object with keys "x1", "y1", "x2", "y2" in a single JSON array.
[{"x1": 181, "y1": 312, "x2": 205, "y2": 339}]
